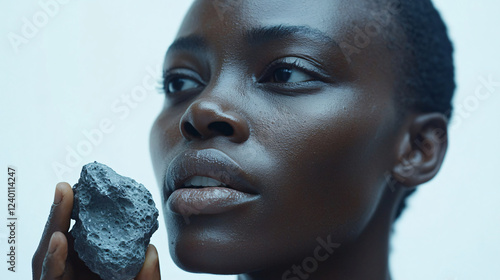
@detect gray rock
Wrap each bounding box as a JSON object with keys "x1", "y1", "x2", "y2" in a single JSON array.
[{"x1": 71, "y1": 162, "x2": 159, "y2": 280}]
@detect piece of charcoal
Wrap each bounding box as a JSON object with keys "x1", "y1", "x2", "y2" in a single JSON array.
[{"x1": 70, "y1": 162, "x2": 159, "y2": 280}]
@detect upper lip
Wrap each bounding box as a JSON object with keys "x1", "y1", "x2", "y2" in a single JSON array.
[{"x1": 164, "y1": 148, "x2": 258, "y2": 198}]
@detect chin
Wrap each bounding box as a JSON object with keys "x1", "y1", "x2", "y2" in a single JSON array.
[
  {"x1": 169, "y1": 234, "x2": 259, "y2": 274},
  {"x1": 165, "y1": 215, "x2": 264, "y2": 275}
]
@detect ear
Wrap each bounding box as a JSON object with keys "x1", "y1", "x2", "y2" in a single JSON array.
[{"x1": 392, "y1": 113, "x2": 449, "y2": 187}]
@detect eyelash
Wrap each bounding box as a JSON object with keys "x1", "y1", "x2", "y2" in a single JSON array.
[
  {"x1": 159, "y1": 71, "x2": 203, "y2": 96},
  {"x1": 258, "y1": 58, "x2": 321, "y2": 83},
  {"x1": 156, "y1": 77, "x2": 167, "y2": 95},
  {"x1": 159, "y1": 58, "x2": 323, "y2": 96}
]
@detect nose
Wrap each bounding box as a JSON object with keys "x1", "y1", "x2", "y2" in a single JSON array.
[{"x1": 179, "y1": 100, "x2": 250, "y2": 143}]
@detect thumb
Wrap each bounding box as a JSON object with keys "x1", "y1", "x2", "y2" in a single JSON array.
[{"x1": 136, "y1": 244, "x2": 161, "y2": 280}]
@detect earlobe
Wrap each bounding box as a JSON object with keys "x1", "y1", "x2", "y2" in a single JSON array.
[{"x1": 392, "y1": 113, "x2": 449, "y2": 187}]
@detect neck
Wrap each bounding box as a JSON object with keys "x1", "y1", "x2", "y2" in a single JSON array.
[{"x1": 237, "y1": 188, "x2": 403, "y2": 280}]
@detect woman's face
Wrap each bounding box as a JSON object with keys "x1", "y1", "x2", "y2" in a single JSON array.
[{"x1": 150, "y1": 0, "x2": 403, "y2": 275}]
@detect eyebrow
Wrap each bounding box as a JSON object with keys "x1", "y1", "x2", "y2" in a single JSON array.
[
  {"x1": 246, "y1": 24, "x2": 338, "y2": 47},
  {"x1": 166, "y1": 24, "x2": 338, "y2": 55},
  {"x1": 166, "y1": 35, "x2": 208, "y2": 54}
]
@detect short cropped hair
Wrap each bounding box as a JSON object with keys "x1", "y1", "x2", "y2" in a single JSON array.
[{"x1": 374, "y1": 0, "x2": 456, "y2": 220}]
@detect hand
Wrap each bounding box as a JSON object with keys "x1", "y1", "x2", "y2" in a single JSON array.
[{"x1": 32, "y1": 182, "x2": 161, "y2": 280}]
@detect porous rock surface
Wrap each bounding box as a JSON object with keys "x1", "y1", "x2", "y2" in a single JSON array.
[{"x1": 71, "y1": 162, "x2": 159, "y2": 280}]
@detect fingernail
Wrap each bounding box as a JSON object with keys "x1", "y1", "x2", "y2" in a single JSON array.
[
  {"x1": 53, "y1": 184, "x2": 63, "y2": 204},
  {"x1": 48, "y1": 233, "x2": 59, "y2": 254}
]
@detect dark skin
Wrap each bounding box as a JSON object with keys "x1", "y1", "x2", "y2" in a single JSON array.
[{"x1": 34, "y1": 0, "x2": 448, "y2": 279}]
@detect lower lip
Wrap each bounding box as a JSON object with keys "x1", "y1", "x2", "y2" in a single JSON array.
[{"x1": 167, "y1": 187, "x2": 257, "y2": 217}]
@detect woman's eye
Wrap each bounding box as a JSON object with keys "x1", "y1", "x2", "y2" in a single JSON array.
[
  {"x1": 272, "y1": 67, "x2": 313, "y2": 83},
  {"x1": 166, "y1": 77, "x2": 200, "y2": 94}
]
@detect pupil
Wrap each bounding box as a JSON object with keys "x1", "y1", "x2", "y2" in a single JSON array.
[
  {"x1": 170, "y1": 78, "x2": 185, "y2": 92},
  {"x1": 274, "y1": 68, "x2": 292, "y2": 82}
]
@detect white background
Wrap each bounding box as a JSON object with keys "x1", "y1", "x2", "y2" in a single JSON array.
[{"x1": 0, "y1": 1, "x2": 499, "y2": 279}]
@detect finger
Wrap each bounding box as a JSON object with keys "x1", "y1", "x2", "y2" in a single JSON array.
[
  {"x1": 33, "y1": 183, "x2": 74, "y2": 279},
  {"x1": 136, "y1": 245, "x2": 161, "y2": 280},
  {"x1": 40, "y1": 232, "x2": 68, "y2": 280}
]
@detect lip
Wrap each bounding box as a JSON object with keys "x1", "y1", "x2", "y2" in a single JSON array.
[{"x1": 164, "y1": 148, "x2": 259, "y2": 216}]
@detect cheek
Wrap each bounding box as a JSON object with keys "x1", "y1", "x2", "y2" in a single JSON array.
[
  {"x1": 260, "y1": 94, "x2": 396, "y2": 242},
  {"x1": 149, "y1": 111, "x2": 182, "y2": 186},
  {"x1": 309, "y1": 117, "x2": 388, "y2": 223}
]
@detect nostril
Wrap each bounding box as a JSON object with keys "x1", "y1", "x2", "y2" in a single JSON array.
[
  {"x1": 184, "y1": 122, "x2": 202, "y2": 138},
  {"x1": 208, "y1": 122, "x2": 234, "y2": 136}
]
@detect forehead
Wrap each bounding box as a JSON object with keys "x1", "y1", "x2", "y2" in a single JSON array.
[
  {"x1": 177, "y1": 0, "x2": 370, "y2": 43},
  {"x1": 169, "y1": 0, "x2": 397, "y2": 97}
]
